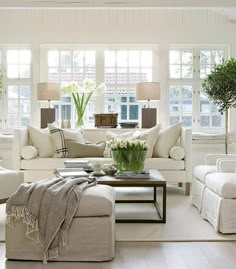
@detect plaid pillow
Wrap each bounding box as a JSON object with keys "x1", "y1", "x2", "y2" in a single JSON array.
[{"x1": 48, "y1": 124, "x2": 68, "y2": 158}]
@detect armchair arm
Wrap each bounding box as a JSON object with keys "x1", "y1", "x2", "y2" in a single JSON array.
[
  {"x1": 205, "y1": 154, "x2": 236, "y2": 165},
  {"x1": 217, "y1": 159, "x2": 236, "y2": 173},
  {"x1": 180, "y1": 127, "x2": 192, "y2": 181},
  {"x1": 13, "y1": 128, "x2": 29, "y2": 170}
]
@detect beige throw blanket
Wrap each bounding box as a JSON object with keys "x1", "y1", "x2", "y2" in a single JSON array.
[{"x1": 6, "y1": 176, "x2": 96, "y2": 264}]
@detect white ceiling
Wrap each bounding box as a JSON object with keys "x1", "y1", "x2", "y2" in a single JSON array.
[
  {"x1": 0, "y1": 0, "x2": 236, "y2": 21},
  {"x1": 0, "y1": 0, "x2": 235, "y2": 8}
]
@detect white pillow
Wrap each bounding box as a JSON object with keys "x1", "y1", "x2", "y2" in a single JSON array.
[
  {"x1": 28, "y1": 126, "x2": 55, "y2": 157},
  {"x1": 153, "y1": 123, "x2": 182, "y2": 158},
  {"x1": 63, "y1": 128, "x2": 85, "y2": 144},
  {"x1": 49, "y1": 122, "x2": 85, "y2": 143},
  {"x1": 104, "y1": 130, "x2": 136, "y2": 157},
  {"x1": 21, "y1": 146, "x2": 38, "y2": 160},
  {"x1": 133, "y1": 125, "x2": 161, "y2": 158},
  {"x1": 169, "y1": 146, "x2": 185, "y2": 161}
]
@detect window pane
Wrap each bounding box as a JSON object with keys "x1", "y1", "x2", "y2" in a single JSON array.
[
  {"x1": 20, "y1": 100, "x2": 30, "y2": 113},
  {"x1": 61, "y1": 51, "x2": 71, "y2": 67},
  {"x1": 20, "y1": 114, "x2": 30, "y2": 127},
  {"x1": 7, "y1": 50, "x2": 18, "y2": 64},
  {"x1": 19, "y1": 65, "x2": 30, "y2": 78},
  {"x1": 169, "y1": 50, "x2": 181, "y2": 64},
  {"x1": 117, "y1": 51, "x2": 128, "y2": 67},
  {"x1": 141, "y1": 51, "x2": 152, "y2": 66},
  {"x1": 73, "y1": 51, "x2": 84, "y2": 67},
  {"x1": 182, "y1": 116, "x2": 192, "y2": 127},
  {"x1": 129, "y1": 51, "x2": 139, "y2": 67},
  {"x1": 182, "y1": 50, "x2": 193, "y2": 64},
  {"x1": 182, "y1": 65, "x2": 193, "y2": 79},
  {"x1": 170, "y1": 115, "x2": 180, "y2": 125},
  {"x1": 20, "y1": 85, "x2": 31, "y2": 99},
  {"x1": 169, "y1": 65, "x2": 181, "y2": 79},
  {"x1": 20, "y1": 50, "x2": 31, "y2": 64},
  {"x1": 7, "y1": 65, "x2": 18, "y2": 78},
  {"x1": 121, "y1": 105, "x2": 127, "y2": 120},
  {"x1": 48, "y1": 50, "x2": 59, "y2": 66},
  {"x1": 8, "y1": 85, "x2": 18, "y2": 98},
  {"x1": 200, "y1": 115, "x2": 210, "y2": 127},
  {"x1": 129, "y1": 105, "x2": 138, "y2": 120},
  {"x1": 8, "y1": 100, "x2": 18, "y2": 113},
  {"x1": 212, "y1": 115, "x2": 222, "y2": 127},
  {"x1": 85, "y1": 51, "x2": 95, "y2": 66},
  {"x1": 105, "y1": 51, "x2": 115, "y2": 67}
]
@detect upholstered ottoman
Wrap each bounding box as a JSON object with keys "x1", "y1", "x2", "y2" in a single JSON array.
[
  {"x1": 0, "y1": 168, "x2": 24, "y2": 203},
  {"x1": 6, "y1": 184, "x2": 115, "y2": 261},
  {"x1": 201, "y1": 173, "x2": 236, "y2": 233},
  {"x1": 192, "y1": 165, "x2": 216, "y2": 211}
]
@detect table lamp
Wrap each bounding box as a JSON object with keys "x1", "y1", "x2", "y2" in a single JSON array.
[
  {"x1": 136, "y1": 82, "x2": 160, "y2": 128},
  {"x1": 37, "y1": 82, "x2": 61, "y2": 128}
]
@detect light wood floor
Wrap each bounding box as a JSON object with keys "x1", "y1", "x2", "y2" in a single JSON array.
[{"x1": 1, "y1": 242, "x2": 236, "y2": 269}]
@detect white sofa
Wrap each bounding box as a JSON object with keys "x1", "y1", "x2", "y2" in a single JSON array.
[{"x1": 13, "y1": 127, "x2": 192, "y2": 195}]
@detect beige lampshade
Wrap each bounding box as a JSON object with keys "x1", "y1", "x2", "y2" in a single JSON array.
[
  {"x1": 37, "y1": 83, "x2": 61, "y2": 101},
  {"x1": 135, "y1": 82, "x2": 160, "y2": 101}
]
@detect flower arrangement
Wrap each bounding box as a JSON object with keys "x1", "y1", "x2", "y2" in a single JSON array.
[
  {"x1": 61, "y1": 79, "x2": 106, "y2": 127},
  {"x1": 107, "y1": 138, "x2": 149, "y2": 173}
]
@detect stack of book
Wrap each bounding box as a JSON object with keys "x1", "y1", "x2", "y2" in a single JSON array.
[
  {"x1": 115, "y1": 171, "x2": 150, "y2": 179},
  {"x1": 64, "y1": 159, "x2": 92, "y2": 170},
  {"x1": 55, "y1": 168, "x2": 89, "y2": 178}
]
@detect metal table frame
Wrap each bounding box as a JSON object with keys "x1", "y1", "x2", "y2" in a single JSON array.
[{"x1": 97, "y1": 170, "x2": 166, "y2": 223}]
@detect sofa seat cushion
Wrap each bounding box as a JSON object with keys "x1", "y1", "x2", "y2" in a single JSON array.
[
  {"x1": 145, "y1": 158, "x2": 184, "y2": 170},
  {"x1": 193, "y1": 165, "x2": 216, "y2": 183},
  {"x1": 75, "y1": 185, "x2": 114, "y2": 217},
  {"x1": 205, "y1": 173, "x2": 236, "y2": 199},
  {"x1": 21, "y1": 158, "x2": 113, "y2": 170},
  {"x1": 21, "y1": 157, "x2": 184, "y2": 171}
]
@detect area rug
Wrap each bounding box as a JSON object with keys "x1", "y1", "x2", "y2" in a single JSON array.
[{"x1": 1, "y1": 186, "x2": 236, "y2": 242}]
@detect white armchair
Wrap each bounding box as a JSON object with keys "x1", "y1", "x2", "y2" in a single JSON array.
[
  {"x1": 192, "y1": 155, "x2": 236, "y2": 233},
  {"x1": 192, "y1": 154, "x2": 236, "y2": 211}
]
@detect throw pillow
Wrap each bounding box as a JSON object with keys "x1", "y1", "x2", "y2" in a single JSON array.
[
  {"x1": 133, "y1": 125, "x2": 161, "y2": 158},
  {"x1": 153, "y1": 123, "x2": 182, "y2": 158},
  {"x1": 104, "y1": 130, "x2": 136, "y2": 158},
  {"x1": 21, "y1": 146, "x2": 38, "y2": 160},
  {"x1": 48, "y1": 124, "x2": 68, "y2": 158},
  {"x1": 169, "y1": 146, "x2": 185, "y2": 161},
  {"x1": 49, "y1": 122, "x2": 85, "y2": 144},
  {"x1": 67, "y1": 141, "x2": 106, "y2": 158},
  {"x1": 28, "y1": 125, "x2": 55, "y2": 157}
]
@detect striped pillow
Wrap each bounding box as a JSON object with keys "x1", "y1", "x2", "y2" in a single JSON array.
[{"x1": 48, "y1": 124, "x2": 68, "y2": 158}]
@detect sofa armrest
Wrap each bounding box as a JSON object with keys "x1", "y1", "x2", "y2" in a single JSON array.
[
  {"x1": 217, "y1": 159, "x2": 236, "y2": 173},
  {"x1": 13, "y1": 128, "x2": 29, "y2": 170},
  {"x1": 180, "y1": 127, "x2": 192, "y2": 181},
  {"x1": 205, "y1": 154, "x2": 236, "y2": 165}
]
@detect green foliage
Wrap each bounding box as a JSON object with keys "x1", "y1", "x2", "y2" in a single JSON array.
[{"x1": 202, "y1": 58, "x2": 236, "y2": 113}]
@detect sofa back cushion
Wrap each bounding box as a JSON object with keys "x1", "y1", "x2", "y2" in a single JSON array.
[
  {"x1": 133, "y1": 125, "x2": 161, "y2": 158},
  {"x1": 28, "y1": 125, "x2": 55, "y2": 157},
  {"x1": 153, "y1": 123, "x2": 182, "y2": 158},
  {"x1": 67, "y1": 141, "x2": 106, "y2": 158}
]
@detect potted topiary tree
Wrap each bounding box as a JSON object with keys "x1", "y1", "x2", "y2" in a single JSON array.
[{"x1": 202, "y1": 58, "x2": 236, "y2": 154}]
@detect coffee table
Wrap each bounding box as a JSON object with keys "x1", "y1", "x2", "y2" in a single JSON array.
[{"x1": 96, "y1": 169, "x2": 166, "y2": 223}]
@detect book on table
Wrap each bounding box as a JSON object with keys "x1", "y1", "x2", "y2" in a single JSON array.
[
  {"x1": 64, "y1": 159, "x2": 92, "y2": 169},
  {"x1": 55, "y1": 168, "x2": 89, "y2": 178},
  {"x1": 115, "y1": 171, "x2": 150, "y2": 179}
]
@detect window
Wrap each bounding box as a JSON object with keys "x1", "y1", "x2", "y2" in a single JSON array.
[
  {"x1": 168, "y1": 46, "x2": 227, "y2": 131},
  {"x1": 104, "y1": 50, "x2": 152, "y2": 123},
  {"x1": 0, "y1": 47, "x2": 32, "y2": 129},
  {"x1": 41, "y1": 46, "x2": 155, "y2": 127},
  {"x1": 46, "y1": 49, "x2": 96, "y2": 125}
]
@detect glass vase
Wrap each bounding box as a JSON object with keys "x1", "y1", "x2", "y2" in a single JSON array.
[{"x1": 111, "y1": 149, "x2": 147, "y2": 173}]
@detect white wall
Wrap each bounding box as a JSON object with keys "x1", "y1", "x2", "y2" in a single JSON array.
[{"x1": 1, "y1": 8, "x2": 236, "y2": 164}]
